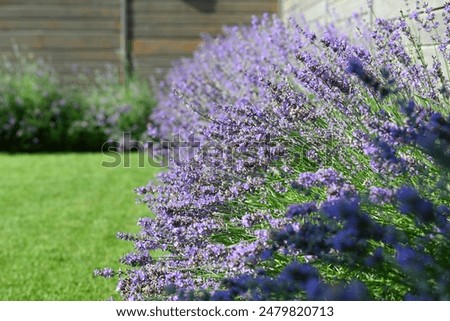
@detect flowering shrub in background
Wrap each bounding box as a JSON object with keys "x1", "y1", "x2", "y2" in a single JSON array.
[
  {"x1": 0, "y1": 52, "x2": 83, "y2": 151},
  {"x1": 97, "y1": 1, "x2": 449, "y2": 300},
  {"x1": 77, "y1": 67, "x2": 156, "y2": 149},
  {"x1": 0, "y1": 51, "x2": 155, "y2": 152}
]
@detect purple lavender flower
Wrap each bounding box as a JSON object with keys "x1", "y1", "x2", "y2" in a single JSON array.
[
  {"x1": 369, "y1": 187, "x2": 396, "y2": 205},
  {"x1": 397, "y1": 187, "x2": 436, "y2": 225},
  {"x1": 286, "y1": 202, "x2": 317, "y2": 218},
  {"x1": 94, "y1": 268, "x2": 115, "y2": 278}
]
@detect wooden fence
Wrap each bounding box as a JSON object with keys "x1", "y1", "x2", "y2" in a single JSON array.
[
  {"x1": 0, "y1": 0, "x2": 278, "y2": 82},
  {"x1": 0, "y1": 0, "x2": 121, "y2": 79},
  {"x1": 131, "y1": 0, "x2": 278, "y2": 79}
]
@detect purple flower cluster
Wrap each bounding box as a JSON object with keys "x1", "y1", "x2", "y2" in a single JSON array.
[
  {"x1": 100, "y1": 2, "x2": 450, "y2": 300},
  {"x1": 294, "y1": 168, "x2": 357, "y2": 201},
  {"x1": 187, "y1": 185, "x2": 448, "y2": 300},
  {"x1": 183, "y1": 105, "x2": 450, "y2": 299},
  {"x1": 180, "y1": 58, "x2": 450, "y2": 301},
  {"x1": 193, "y1": 262, "x2": 371, "y2": 301}
]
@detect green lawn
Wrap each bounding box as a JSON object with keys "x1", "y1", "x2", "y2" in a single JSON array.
[{"x1": 0, "y1": 153, "x2": 158, "y2": 300}]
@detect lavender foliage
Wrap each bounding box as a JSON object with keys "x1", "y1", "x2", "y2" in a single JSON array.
[
  {"x1": 101, "y1": 2, "x2": 450, "y2": 300},
  {"x1": 180, "y1": 98, "x2": 450, "y2": 301}
]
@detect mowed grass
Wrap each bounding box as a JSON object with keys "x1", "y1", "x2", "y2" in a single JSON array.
[{"x1": 0, "y1": 153, "x2": 159, "y2": 300}]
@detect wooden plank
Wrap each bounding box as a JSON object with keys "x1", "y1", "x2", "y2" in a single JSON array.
[
  {"x1": 2, "y1": 30, "x2": 119, "y2": 36},
  {"x1": 51, "y1": 61, "x2": 121, "y2": 69},
  {"x1": 133, "y1": 56, "x2": 185, "y2": 67},
  {"x1": 0, "y1": 6, "x2": 120, "y2": 19},
  {"x1": 133, "y1": 63, "x2": 176, "y2": 74},
  {"x1": 132, "y1": 39, "x2": 201, "y2": 56},
  {"x1": 132, "y1": 1, "x2": 277, "y2": 14},
  {"x1": 133, "y1": 65, "x2": 172, "y2": 77},
  {"x1": 0, "y1": 0, "x2": 119, "y2": 5},
  {"x1": 133, "y1": 13, "x2": 259, "y2": 25},
  {"x1": 0, "y1": 20, "x2": 120, "y2": 31},
  {"x1": 132, "y1": 0, "x2": 275, "y2": 2},
  {"x1": 0, "y1": 34, "x2": 119, "y2": 49},
  {"x1": 134, "y1": 25, "x2": 223, "y2": 39},
  {"x1": 134, "y1": 65, "x2": 172, "y2": 73}
]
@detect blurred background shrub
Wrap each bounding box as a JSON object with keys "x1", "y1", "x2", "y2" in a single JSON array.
[{"x1": 0, "y1": 50, "x2": 155, "y2": 152}]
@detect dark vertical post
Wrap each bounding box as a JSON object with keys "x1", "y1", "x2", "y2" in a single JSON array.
[{"x1": 120, "y1": 0, "x2": 131, "y2": 84}]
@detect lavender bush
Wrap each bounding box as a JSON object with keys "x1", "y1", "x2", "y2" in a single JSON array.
[
  {"x1": 98, "y1": 1, "x2": 449, "y2": 300},
  {"x1": 0, "y1": 52, "x2": 83, "y2": 151},
  {"x1": 181, "y1": 96, "x2": 450, "y2": 300},
  {"x1": 0, "y1": 51, "x2": 155, "y2": 152},
  {"x1": 77, "y1": 67, "x2": 156, "y2": 148}
]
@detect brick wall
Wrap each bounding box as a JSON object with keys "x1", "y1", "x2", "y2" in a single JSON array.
[{"x1": 279, "y1": 0, "x2": 446, "y2": 63}]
